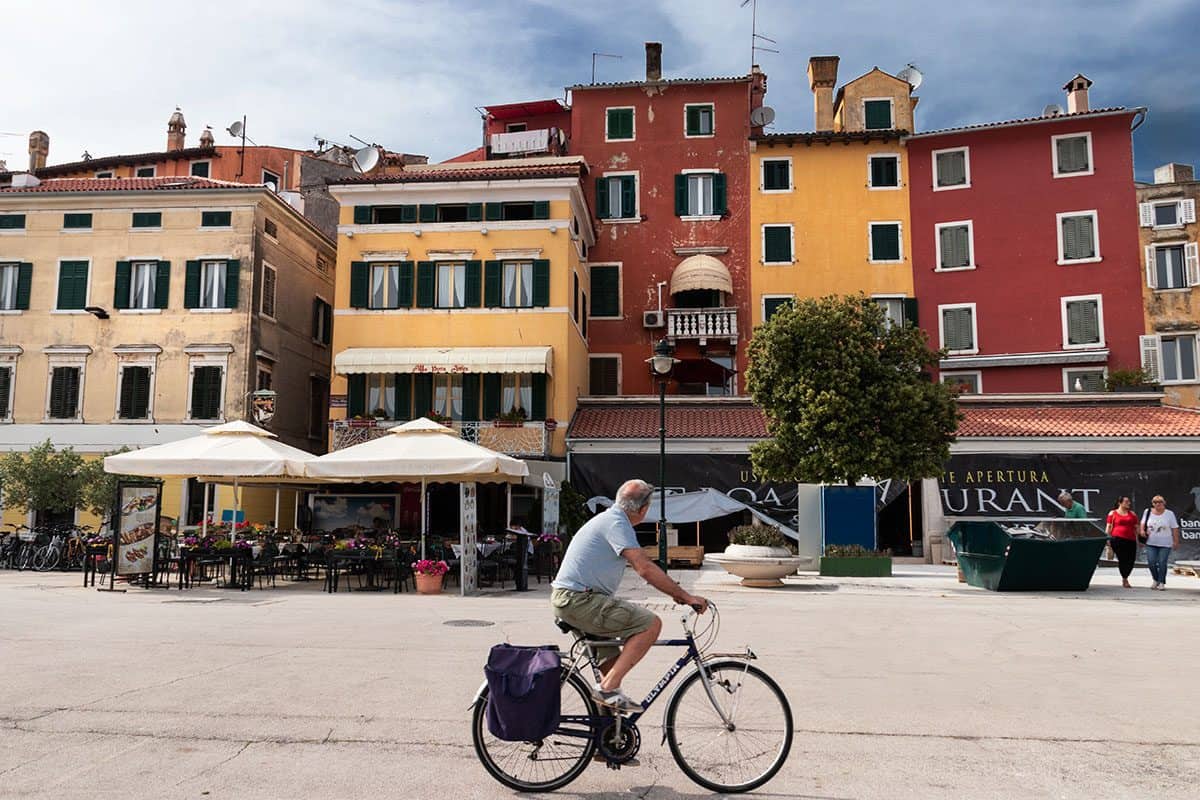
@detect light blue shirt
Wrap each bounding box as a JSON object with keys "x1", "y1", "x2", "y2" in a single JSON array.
[{"x1": 552, "y1": 506, "x2": 641, "y2": 596}]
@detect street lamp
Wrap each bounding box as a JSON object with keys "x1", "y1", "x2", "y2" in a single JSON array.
[{"x1": 646, "y1": 338, "x2": 677, "y2": 569}]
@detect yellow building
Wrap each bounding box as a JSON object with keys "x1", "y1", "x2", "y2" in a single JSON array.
[
  {"x1": 749, "y1": 57, "x2": 917, "y2": 326},
  {"x1": 0, "y1": 175, "x2": 335, "y2": 530}
]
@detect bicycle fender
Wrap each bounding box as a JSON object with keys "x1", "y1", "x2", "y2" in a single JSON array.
[{"x1": 469, "y1": 679, "x2": 488, "y2": 709}]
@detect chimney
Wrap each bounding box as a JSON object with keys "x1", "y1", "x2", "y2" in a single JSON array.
[
  {"x1": 645, "y1": 42, "x2": 662, "y2": 82},
  {"x1": 167, "y1": 107, "x2": 187, "y2": 151},
  {"x1": 1063, "y1": 73, "x2": 1092, "y2": 114},
  {"x1": 807, "y1": 56, "x2": 839, "y2": 132},
  {"x1": 199, "y1": 126, "x2": 214, "y2": 148},
  {"x1": 1154, "y1": 163, "x2": 1195, "y2": 184},
  {"x1": 28, "y1": 130, "x2": 49, "y2": 172}
]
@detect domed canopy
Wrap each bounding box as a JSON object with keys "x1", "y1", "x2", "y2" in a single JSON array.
[
  {"x1": 168, "y1": 108, "x2": 186, "y2": 130},
  {"x1": 670, "y1": 254, "x2": 732, "y2": 295}
]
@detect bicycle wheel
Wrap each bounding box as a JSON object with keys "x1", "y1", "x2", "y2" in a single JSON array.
[
  {"x1": 472, "y1": 667, "x2": 598, "y2": 792},
  {"x1": 665, "y1": 659, "x2": 793, "y2": 793},
  {"x1": 32, "y1": 546, "x2": 55, "y2": 572}
]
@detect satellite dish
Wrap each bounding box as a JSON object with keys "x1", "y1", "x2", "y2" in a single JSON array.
[
  {"x1": 750, "y1": 106, "x2": 776, "y2": 127},
  {"x1": 1043, "y1": 104, "x2": 1064, "y2": 117},
  {"x1": 353, "y1": 146, "x2": 381, "y2": 173},
  {"x1": 227, "y1": 120, "x2": 244, "y2": 138},
  {"x1": 897, "y1": 63, "x2": 923, "y2": 91}
]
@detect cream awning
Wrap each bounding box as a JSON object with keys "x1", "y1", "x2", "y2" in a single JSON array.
[
  {"x1": 670, "y1": 254, "x2": 733, "y2": 295},
  {"x1": 335, "y1": 346, "x2": 553, "y2": 376}
]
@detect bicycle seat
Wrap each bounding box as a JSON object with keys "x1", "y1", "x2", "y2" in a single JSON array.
[{"x1": 554, "y1": 618, "x2": 615, "y2": 641}]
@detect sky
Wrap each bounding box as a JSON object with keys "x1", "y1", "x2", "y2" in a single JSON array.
[{"x1": 2, "y1": 0, "x2": 1197, "y2": 182}]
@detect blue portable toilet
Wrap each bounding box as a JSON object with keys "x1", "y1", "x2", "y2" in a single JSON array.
[{"x1": 820, "y1": 485, "x2": 877, "y2": 551}]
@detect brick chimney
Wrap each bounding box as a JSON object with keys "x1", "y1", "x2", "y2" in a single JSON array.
[
  {"x1": 1154, "y1": 163, "x2": 1195, "y2": 184},
  {"x1": 167, "y1": 107, "x2": 187, "y2": 151},
  {"x1": 645, "y1": 42, "x2": 662, "y2": 82},
  {"x1": 28, "y1": 130, "x2": 49, "y2": 171},
  {"x1": 1063, "y1": 73, "x2": 1092, "y2": 114},
  {"x1": 807, "y1": 56, "x2": 840, "y2": 132},
  {"x1": 199, "y1": 126, "x2": 214, "y2": 148}
]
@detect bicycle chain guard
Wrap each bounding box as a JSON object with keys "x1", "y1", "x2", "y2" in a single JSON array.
[{"x1": 598, "y1": 718, "x2": 641, "y2": 767}]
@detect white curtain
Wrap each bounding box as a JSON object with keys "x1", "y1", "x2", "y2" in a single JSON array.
[
  {"x1": 132, "y1": 262, "x2": 155, "y2": 308},
  {"x1": 519, "y1": 262, "x2": 532, "y2": 307},
  {"x1": 501, "y1": 373, "x2": 516, "y2": 413},
  {"x1": 518, "y1": 374, "x2": 532, "y2": 413},
  {"x1": 503, "y1": 263, "x2": 517, "y2": 307},
  {"x1": 0, "y1": 266, "x2": 16, "y2": 309},
  {"x1": 201, "y1": 262, "x2": 225, "y2": 308}
]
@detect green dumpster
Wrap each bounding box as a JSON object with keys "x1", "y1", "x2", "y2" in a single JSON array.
[{"x1": 947, "y1": 521, "x2": 1107, "y2": 591}]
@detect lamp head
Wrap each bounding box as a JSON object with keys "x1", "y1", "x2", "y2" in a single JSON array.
[{"x1": 647, "y1": 338, "x2": 676, "y2": 376}]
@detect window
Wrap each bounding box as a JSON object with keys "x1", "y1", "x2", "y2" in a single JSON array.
[
  {"x1": 502, "y1": 261, "x2": 533, "y2": 308},
  {"x1": 685, "y1": 104, "x2": 714, "y2": 136},
  {"x1": 590, "y1": 265, "x2": 620, "y2": 318},
  {"x1": 48, "y1": 366, "x2": 81, "y2": 419},
  {"x1": 264, "y1": 218, "x2": 278, "y2": 239},
  {"x1": 131, "y1": 211, "x2": 161, "y2": 228},
  {"x1": 0, "y1": 262, "x2": 30, "y2": 310},
  {"x1": 135, "y1": 166, "x2": 156, "y2": 178},
  {"x1": 501, "y1": 373, "x2": 534, "y2": 415},
  {"x1": 201, "y1": 211, "x2": 232, "y2": 227},
  {"x1": 190, "y1": 161, "x2": 210, "y2": 178},
  {"x1": 1161, "y1": 335, "x2": 1198, "y2": 383},
  {"x1": 596, "y1": 175, "x2": 637, "y2": 220},
  {"x1": 606, "y1": 107, "x2": 634, "y2": 141},
  {"x1": 190, "y1": 366, "x2": 224, "y2": 419},
  {"x1": 936, "y1": 221, "x2": 974, "y2": 270},
  {"x1": 312, "y1": 298, "x2": 332, "y2": 345},
  {"x1": 1148, "y1": 244, "x2": 1193, "y2": 291},
  {"x1": 589, "y1": 356, "x2": 620, "y2": 396},
  {"x1": 1141, "y1": 199, "x2": 1197, "y2": 229},
  {"x1": 1061, "y1": 295, "x2": 1103, "y2": 348},
  {"x1": 433, "y1": 374, "x2": 464, "y2": 420},
  {"x1": 762, "y1": 225, "x2": 794, "y2": 265},
  {"x1": 681, "y1": 173, "x2": 717, "y2": 216},
  {"x1": 63, "y1": 213, "x2": 92, "y2": 229},
  {"x1": 506, "y1": 122, "x2": 527, "y2": 132},
  {"x1": 309, "y1": 376, "x2": 329, "y2": 437},
  {"x1": 869, "y1": 222, "x2": 902, "y2": 262},
  {"x1": 256, "y1": 366, "x2": 272, "y2": 392},
  {"x1": 1156, "y1": 204, "x2": 1179, "y2": 227},
  {"x1": 370, "y1": 263, "x2": 401, "y2": 309},
  {"x1": 262, "y1": 169, "x2": 280, "y2": 191},
  {"x1": 436, "y1": 263, "x2": 466, "y2": 308},
  {"x1": 864, "y1": 99, "x2": 893, "y2": 130},
  {"x1": 199, "y1": 261, "x2": 227, "y2": 309},
  {"x1": 56, "y1": 260, "x2": 89, "y2": 310},
  {"x1": 436, "y1": 204, "x2": 471, "y2": 223},
  {"x1": 1052, "y1": 133, "x2": 1092, "y2": 177},
  {"x1": 128, "y1": 261, "x2": 158, "y2": 310},
  {"x1": 0, "y1": 365, "x2": 13, "y2": 419},
  {"x1": 260, "y1": 264, "x2": 277, "y2": 318},
  {"x1": 762, "y1": 296, "x2": 794, "y2": 322},
  {"x1": 1065, "y1": 368, "x2": 1106, "y2": 393},
  {"x1": 1058, "y1": 211, "x2": 1099, "y2": 263},
  {"x1": 367, "y1": 205, "x2": 417, "y2": 224},
  {"x1": 761, "y1": 159, "x2": 791, "y2": 192},
  {"x1": 365, "y1": 374, "x2": 398, "y2": 419},
  {"x1": 933, "y1": 147, "x2": 969, "y2": 190},
  {"x1": 0, "y1": 214, "x2": 26, "y2": 230},
  {"x1": 118, "y1": 365, "x2": 151, "y2": 419},
  {"x1": 941, "y1": 372, "x2": 980, "y2": 393},
  {"x1": 94, "y1": 171, "x2": 114, "y2": 179},
  {"x1": 940, "y1": 304, "x2": 977, "y2": 354},
  {"x1": 874, "y1": 297, "x2": 904, "y2": 327},
  {"x1": 869, "y1": 155, "x2": 900, "y2": 188}
]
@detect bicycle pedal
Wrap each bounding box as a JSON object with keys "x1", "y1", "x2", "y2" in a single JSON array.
[{"x1": 605, "y1": 761, "x2": 621, "y2": 771}]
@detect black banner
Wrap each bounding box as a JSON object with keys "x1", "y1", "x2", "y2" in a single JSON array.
[{"x1": 941, "y1": 454, "x2": 1200, "y2": 560}]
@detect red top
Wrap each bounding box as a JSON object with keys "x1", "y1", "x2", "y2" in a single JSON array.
[{"x1": 1107, "y1": 509, "x2": 1138, "y2": 540}]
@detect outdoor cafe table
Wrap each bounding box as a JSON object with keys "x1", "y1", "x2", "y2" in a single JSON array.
[
  {"x1": 325, "y1": 551, "x2": 400, "y2": 593},
  {"x1": 451, "y1": 542, "x2": 505, "y2": 558}
]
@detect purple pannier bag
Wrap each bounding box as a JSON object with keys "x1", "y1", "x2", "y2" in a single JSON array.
[{"x1": 485, "y1": 644, "x2": 562, "y2": 742}]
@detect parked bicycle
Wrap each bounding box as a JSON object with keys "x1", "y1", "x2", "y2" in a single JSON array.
[{"x1": 471, "y1": 602, "x2": 793, "y2": 793}]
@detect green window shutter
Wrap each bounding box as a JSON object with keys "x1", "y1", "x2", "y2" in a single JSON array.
[
  {"x1": 764, "y1": 226, "x2": 792, "y2": 263},
  {"x1": 902, "y1": 298, "x2": 919, "y2": 326},
  {"x1": 484, "y1": 260, "x2": 502, "y2": 308},
  {"x1": 0, "y1": 214, "x2": 25, "y2": 229},
  {"x1": 871, "y1": 157, "x2": 898, "y2": 187},
  {"x1": 224, "y1": 260, "x2": 240, "y2": 308},
  {"x1": 939, "y1": 226, "x2": 969, "y2": 268},
  {"x1": 63, "y1": 213, "x2": 92, "y2": 229},
  {"x1": 412, "y1": 374, "x2": 433, "y2": 419},
  {"x1": 113, "y1": 261, "x2": 131, "y2": 309},
  {"x1": 944, "y1": 309, "x2": 973, "y2": 351},
  {"x1": 201, "y1": 211, "x2": 231, "y2": 227},
  {"x1": 531, "y1": 259, "x2": 551, "y2": 307},
  {"x1": 712, "y1": 173, "x2": 727, "y2": 215},
  {"x1": 1062, "y1": 216, "x2": 1095, "y2": 260},
  {"x1": 485, "y1": 202, "x2": 503, "y2": 222},
  {"x1": 397, "y1": 205, "x2": 416, "y2": 223},
  {"x1": 393, "y1": 373, "x2": 411, "y2": 420},
  {"x1": 467, "y1": 203, "x2": 483, "y2": 222},
  {"x1": 533, "y1": 201, "x2": 550, "y2": 220},
  {"x1": 418, "y1": 204, "x2": 438, "y2": 223},
  {"x1": 191, "y1": 366, "x2": 222, "y2": 419},
  {"x1": 16, "y1": 263, "x2": 33, "y2": 309},
  {"x1": 461, "y1": 373, "x2": 480, "y2": 422},
  {"x1": 595, "y1": 177, "x2": 610, "y2": 220},
  {"x1": 415, "y1": 261, "x2": 435, "y2": 308},
  {"x1": 132, "y1": 212, "x2": 161, "y2": 228},
  {"x1": 155, "y1": 261, "x2": 171, "y2": 308},
  {"x1": 50, "y1": 367, "x2": 80, "y2": 419},
  {"x1": 482, "y1": 374, "x2": 501, "y2": 419},
  {"x1": 607, "y1": 108, "x2": 633, "y2": 139},
  {"x1": 322, "y1": 303, "x2": 333, "y2": 345},
  {"x1": 349, "y1": 261, "x2": 369, "y2": 308},
  {"x1": 590, "y1": 265, "x2": 620, "y2": 317},
  {"x1": 311, "y1": 298, "x2": 321, "y2": 340},
  {"x1": 353, "y1": 206, "x2": 373, "y2": 224},
  {"x1": 674, "y1": 174, "x2": 688, "y2": 216},
  {"x1": 120, "y1": 366, "x2": 150, "y2": 419},
  {"x1": 763, "y1": 297, "x2": 791, "y2": 321},
  {"x1": 619, "y1": 176, "x2": 636, "y2": 218},
  {"x1": 0, "y1": 367, "x2": 10, "y2": 417},
  {"x1": 864, "y1": 100, "x2": 892, "y2": 130},
  {"x1": 937, "y1": 152, "x2": 966, "y2": 186},
  {"x1": 1076, "y1": 216, "x2": 1095, "y2": 258},
  {"x1": 184, "y1": 260, "x2": 201, "y2": 308},
  {"x1": 57, "y1": 261, "x2": 88, "y2": 309},
  {"x1": 871, "y1": 224, "x2": 900, "y2": 261},
  {"x1": 763, "y1": 160, "x2": 790, "y2": 190},
  {"x1": 397, "y1": 261, "x2": 414, "y2": 307},
  {"x1": 464, "y1": 260, "x2": 482, "y2": 307},
  {"x1": 346, "y1": 374, "x2": 366, "y2": 418},
  {"x1": 686, "y1": 105, "x2": 701, "y2": 135},
  {"x1": 1057, "y1": 137, "x2": 1088, "y2": 173},
  {"x1": 530, "y1": 373, "x2": 547, "y2": 421},
  {"x1": 1067, "y1": 301, "x2": 1099, "y2": 345}
]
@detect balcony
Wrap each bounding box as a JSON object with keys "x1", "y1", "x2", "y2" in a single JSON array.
[
  {"x1": 331, "y1": 419, "x2": 549, "y2": 458},
  {"x1": 666, "y1": 307, "x2": 738, "y2": 346},
  {"x1": 488, "y1": 128, "x2": 566, "y2": 158}
]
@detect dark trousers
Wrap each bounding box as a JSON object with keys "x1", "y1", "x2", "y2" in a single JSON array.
[{"x1": 1111, "y1": 536, "x2": 1137, "y2": 579}]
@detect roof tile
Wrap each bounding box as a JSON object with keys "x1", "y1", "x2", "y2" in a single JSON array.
[
  {"x1": 330, "y1": 162, "x2": 583, "y2": 185},
  {"x1": 0, "y1": 176, "x2": 253, "y2": 193},
  {"x1": 568, "y1": 404, "x2": 768, "y2": 440}
]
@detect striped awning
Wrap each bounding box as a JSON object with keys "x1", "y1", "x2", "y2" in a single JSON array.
[{"x1": 335, "y1": 347, "x2": 553, "y2": 376}]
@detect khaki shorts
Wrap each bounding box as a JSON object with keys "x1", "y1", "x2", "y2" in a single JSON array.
[{"x1": 550, "y1": 587, "x2": 657, "y2": 663}]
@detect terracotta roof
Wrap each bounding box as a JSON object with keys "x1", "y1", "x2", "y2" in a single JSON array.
[
  {"x1": 957, "y1": 404, "x2": 1200, "y2": 438},
  {"x1": 26, "y1": 147, "x2": 219, "y2": 177},
  {"x1": 329, "y1": 162, "x2": 584, "y2": 185},
  {"x1": 0, "y1": 176, "x2": 254, "y2": 193},
  {"x1": 754, "y1": 129, "x2": 908, "y2": 144},
  {"x1": 568, "y1": 403, "x2": 768, "y2": 440},
  {"x1": 907, "y1": 107, "x2": 1138, "y2": 138},
  {"x1": 441, "y1": 146, "x2": 488, "y2": 164},
  {"x1": 568, "y1": 75, "x2": 751, "y2": 90}
]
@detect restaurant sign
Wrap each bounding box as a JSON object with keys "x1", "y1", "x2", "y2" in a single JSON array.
[{"x1": 114, "y1": 480, "x2": 162, "y2": 577}]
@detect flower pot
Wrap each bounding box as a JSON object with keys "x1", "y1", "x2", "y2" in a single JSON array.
[
  {"x1": 708, "y1": 545, "x2": 804, "y2": 587},
  {"x1": 415, "y1": 573, "x2": 444, "y2": 594}
]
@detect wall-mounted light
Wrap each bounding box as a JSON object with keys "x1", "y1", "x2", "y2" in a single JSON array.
[
  {"x1": 345, "y1": 230, "x2": 354, "y2": 238},
  {"x1": 549, "y1": 224, "x2": 558, "y2": 234},
  {"x1": 414, "y1": 229, "x2": 422, "y2": 237},
  {"x1": 480, "y1": 227, "x2": 489, "y2": 236}
]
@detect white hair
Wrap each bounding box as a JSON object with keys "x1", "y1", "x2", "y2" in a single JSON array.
[{"x1": 615, "y1": 479, "x2": 654, "y2": 514}]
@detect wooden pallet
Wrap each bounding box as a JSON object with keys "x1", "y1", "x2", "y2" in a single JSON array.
[
  {"x1": 1171, "y1": 565, "x2": 1199, "y2": 578},
  {"x1": 642, "y1": 545, "x2": 705, "y2": 568}
]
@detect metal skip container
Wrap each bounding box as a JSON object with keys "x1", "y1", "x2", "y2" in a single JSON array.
[{"x1": 947, "y1": 519, "x2": 1108, "y2": 591}]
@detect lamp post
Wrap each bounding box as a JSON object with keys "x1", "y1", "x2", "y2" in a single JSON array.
[{"x1": 646, "y1": 338, "x2": 677, "y2": 569}]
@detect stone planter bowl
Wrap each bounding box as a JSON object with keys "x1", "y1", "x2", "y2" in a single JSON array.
[{"x1": 708, "y1": 544, "x2": 804, "y2": 587}]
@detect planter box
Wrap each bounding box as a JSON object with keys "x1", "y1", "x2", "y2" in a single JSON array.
[{"x1": 819, "y1": 556, "x2": 892, "y2": 577}]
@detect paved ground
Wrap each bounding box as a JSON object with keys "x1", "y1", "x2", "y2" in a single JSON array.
[{"x1": 1, "y1": 562, "x2": 1198, "y2": 800}]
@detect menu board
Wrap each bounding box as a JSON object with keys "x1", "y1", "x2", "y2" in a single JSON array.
[{"x1": 115, "y1": 482, "x2": 161, "y2": 576}]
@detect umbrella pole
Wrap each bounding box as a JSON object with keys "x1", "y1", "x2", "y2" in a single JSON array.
[
  {"x1": 201, "y1": 481, "x2": 209, "y2": 539},
  {"x1": 273, "y1": 488, "x2": 280, "y2": 532},
  {"x1": 235, "y1": 478, "x2": 241, "y2": 537},
  {"x1": 421, "y1": 478, "x2": 427, "y2": 560}
]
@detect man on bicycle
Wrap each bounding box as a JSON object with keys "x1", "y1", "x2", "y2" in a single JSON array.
[{"x1": 551, "y1": 478, "x2": 708, "y2": 712}]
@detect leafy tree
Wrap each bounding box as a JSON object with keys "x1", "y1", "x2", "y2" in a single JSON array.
[
  {"x1": 745, "y1": 294, "x2": 961, "y2": 486},
  {"x1": 78, "y1": 447, "x2": 134, "y2": 518},
  {"x1": 556, "y1": 481, "x2": 591, "y2": 540},
  {"x1": 0, "y1": 440, "x2": 87, "y2": 518}
]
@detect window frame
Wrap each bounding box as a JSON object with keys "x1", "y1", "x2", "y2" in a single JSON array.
[
  {"x1": 127, "y1": 259, "x2": 159, "y2": 311},
  {"x1": 501, "y1": 260, "x2": 535, "y2": 309},
  {"x1": 588, "y1": 354, "x2": 622, "y2": 396},
  {"x1": 435, "y1": 262, "x2": 467, "y2": 309},
  {"x1": 868, "y1": 221, "x2": 904, "y2": 264},
  {"x1": 1159, "y1": 334, "x2": 1200, "y2": 385},
  {"x1": 62, "y1": 212, "x2": 93, "y2": 231},
  {"x1": 261, "y1": 169, "x2": 281, "y2": 190},
  {"x1": 600, "y1": 171, "x2": 639, "y2": 222},
  {"x1": 872, "y1": 294, "x2": 906, "y2": 328},
  {"x1": 0, "y1": 262, "x2": 21, "y2": 311},
  {"x1": 1060, "y1": 293, "x2": 1105, "y2": 350},
  {"x1": 369, "y1": 262, "x2": 402, "y2": 310},
  {"x1": 938, "y1": 302, "x2": 978, "y2": 355},
  {"x1": 588, "y1": 263, "x2": 622, "y2": 319},
  {"x1": 200, "y1": 210, "x2": 233, "y2": 229},
  {"x1": 0, "y1": 357, "x2": 17, "y2": 423},
  {"x1": 197, "y1": 259, "x2": 229, "y2": 310},
  {"x1": 761, "y1": 223, "x2": 795, "y2": 266},
  {"x1": 1056, "y1": 209, "x2": 1102, "y2": 265},
  {"x1": 432, "y1": 373, "x2": 466, "y2": 421},
  {"x1": 681, "y1": 169, "x2": 719, "y2": 219},
  {"x1": 1148, "y1": 242, "x2": 1191, "y2": 291},
  {"x1": 114, "y1": 359, "x2": 157, "y2": 422},
  {"x1": 0, "y1": 213, "x2": 26, "y2": 232},
  {"x1": 53, "y1": 258, "x2": 91, "y2": 313},
  {"x1": 761, "y1": 294, "x2": 795, "y2": 324},
  {"x1": 760, "y1": 157, "x2": 793, "y2": 193},
  {"x1": 1051, "y1": 132, "x2": 1094, "y2": 178},
  {"x1": 260, "y1": 262, "x2": 277, "y2": 320},
  {"x1": 683, "y1": 102, "x2": 716, "y2": 138},
  {"x1": 934, "y1": 219, "x2": 976, "y2": 272},
  {"x1": 94, "y1": 170, "x2": 114, "y2": 179},
  {"x1": 605, "y1": 106, "x2": 636, "y2": 142},
  {"x1": 941, "y1": 371, "x2": 982, "y2": 394},
  {"x1": 867, "y1": 153, "x2": 902, "y2": 190},
  {"x1": 312, "y1": 294, "x2": 332, "y2": 345},
  {"x1": 130, "y1": 211, "x2": 162, "y2": 230},
  {"x1": 189, "y1": 160, "x2": 211, "y2": 178},
  {"x1": 932, "y1": 146, "x2": 971, "y2": 191},
  {"x1": 135, "y1": 165, "x2": 157, "y2": 178},
  {"x1": 862, "y1": 97, "x2": 895, "y2": 130},
  {"x1": 1149, "y1": 200, "x2": 1186, "y2": 229},
  {"x1": 46, "y1": 364, "x2": 84, "y2": 422},
  {"x1": 1063, "y1": 367, "x2": 1108, "y2": 393},
  {"x1": 185, "y1": 357, "x2": 228, "y2": 422}
]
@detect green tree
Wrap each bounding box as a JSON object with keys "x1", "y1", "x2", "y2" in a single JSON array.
[
  {"x1": 78, "y1": 447, "x2": 134, "y2": 518},
  {"x1": 0, "y1": 440, "x2": 87, "y2": 518},
  {"x1": 745, "y1": 294, "x2": 961, "y2": 486}
]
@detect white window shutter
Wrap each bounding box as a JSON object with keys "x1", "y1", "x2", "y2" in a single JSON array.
[
  {"x1": 1140, "y1": 335, "x2": 1162, "y2": 383},
  {"x1": 1182, "y1": 199, "x2": 1197, "y2": 225},
  {"x1": 1186, "y1": 242, "x2": 1200, "y2": 286},
  {"x1": 1139, "y1": 202, "x2": 1155, "y2": 227},
  {"x1": 1146, "y1": 246, "x2": 1158, "y2": 289}
]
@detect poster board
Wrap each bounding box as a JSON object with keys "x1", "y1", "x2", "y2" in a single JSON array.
[{"x1": 114, "y1": 481, "x2": 162, "y2": 577}]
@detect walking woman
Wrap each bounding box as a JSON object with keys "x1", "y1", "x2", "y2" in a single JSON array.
[
  {"x1": 1140, "y1": 496, "x2": 1181, "y2": 590},
  {"x1": 1105, "y1": 496, "x2": 1139, "y2": 588}
]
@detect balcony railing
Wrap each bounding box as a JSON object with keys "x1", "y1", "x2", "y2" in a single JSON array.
[
  {"x1": 331, "y1": 419, "x2": 548, "y2": 458},
  {"x1": 666, "y1": 307, "x2": 738, "y2": 345}
]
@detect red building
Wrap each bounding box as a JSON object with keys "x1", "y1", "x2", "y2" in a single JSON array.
[{"x1": 907, "y1": 76, "x2": 1147, "y2": 394}]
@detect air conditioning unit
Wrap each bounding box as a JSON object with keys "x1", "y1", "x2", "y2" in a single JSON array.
[{"x1": 643, "y1": 310, "x2": 665, "y2": 328}]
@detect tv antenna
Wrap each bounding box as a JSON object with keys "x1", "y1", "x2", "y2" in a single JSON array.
[
  {"x1": 226, "y1": 116, "x2": 257, "y2": 179},
  {"x1": 592, "y1": 52, "x2": 622, "y2": 84},
  {"x1": 896, "y1": 63, "x2": 924, "y2": 92},
  {"x1": 741, "y1": 0, "x2": 779, "y2": 72}
]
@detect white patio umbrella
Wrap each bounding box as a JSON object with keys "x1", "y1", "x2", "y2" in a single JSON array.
[
  {"x1": 305, "y1": 417, "x2": 529, "y2": 557},
  {"x1": 104, "y1": 420, "x2": 316, "y2": 536}
]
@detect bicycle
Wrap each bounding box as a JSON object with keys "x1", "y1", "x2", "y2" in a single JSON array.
[{"x1": 471, "y1": 602, "x2": 793, "y2": 793}]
